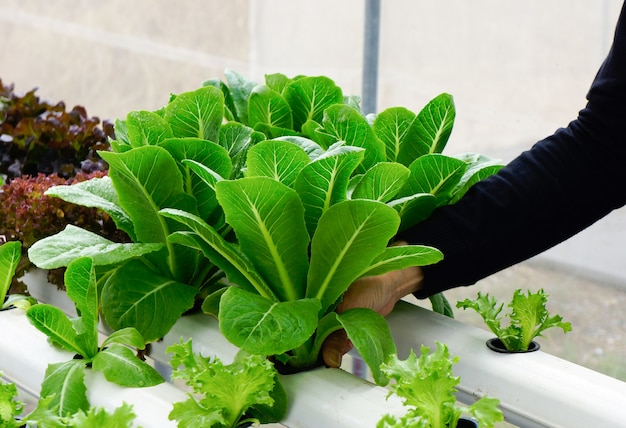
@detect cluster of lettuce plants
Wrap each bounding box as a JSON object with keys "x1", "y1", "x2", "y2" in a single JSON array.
[
  {"x1": 0, "y1": 79, "x2": 121, "y2": 293},
  {"x1": 27, "y1": 70, "x2": 503, "y2": 383}
]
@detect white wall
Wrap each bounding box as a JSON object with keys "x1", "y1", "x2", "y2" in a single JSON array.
[{"x1": 1, "y1": 0, "x2": 624, "y2": 285}]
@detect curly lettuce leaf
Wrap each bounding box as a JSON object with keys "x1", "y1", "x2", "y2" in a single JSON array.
[
  {"x1": 379, "y1": 343, "x2": 503, "y2": 428},
  {"x1": 167, "y1": 339, "x2": 285, "y2": 428},
  {"x1": 0, "y1": 377, "x2": 23, "y2": 427},
  {"x1": 457, "y1": 289, "x2": 572, "y2": 351},
  {"x1": 67, "y1": 403, "x2": 138, "y2": 428}
]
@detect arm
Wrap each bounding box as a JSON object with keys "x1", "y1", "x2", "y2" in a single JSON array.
[
  {"x1": 323, "y1": 2, "x2": 626, "y2": 368},
  {"x1": 401, "y1": 1, "x2": 626, "y2": 298}
]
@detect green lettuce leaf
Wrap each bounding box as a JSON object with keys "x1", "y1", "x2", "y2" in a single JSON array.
[
  {"x1": 101, "y1": 259, "x2": 197, "y2": 343},
  {"x1": 216, "y1": 177, "x2": 310, "y2": 301},
  {"x1": 39, "y1": 360, "x2": 89, "y2": 418},
  {"x1": 306, "y1": 199, "x2": 400, "y2": 312},
  {"x1": 0, "y1": 241, "x2": 21, "y2": 307},
  {"x1": 219, "y1": 287, "x2": 321, "y2": 356},
  {"x1": 92, "y1": 344, "x2": 163, "y2": 388},
  {"x1": 68, "y1": 403, "x2": 138, "y2": 428},
  {"x1": 167, "y1": 339, "x2": 285, "y2": 428}
]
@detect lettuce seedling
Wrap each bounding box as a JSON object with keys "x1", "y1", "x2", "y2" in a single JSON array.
[
  {"x1": 1, "y1": 376, "x2": 139, "y2": 428},
  {"x1": 0, "y1": 375, "x2": 23, "y2": 427},
  {"x1": 456, "y1": 289, "x2": 572, "y2": 352},
  {"x1": 378, "y1": 343, "x2": 503, "y2": 428},
  {"x1": 0, "y1": 241, "x2": 36, "y2": 311},
  {"x1": 25, "y1": 257, "x2": 163, "y2": 418},
  {"x1": 167, "y1": 339, "x2": 286, "y2": 428}
]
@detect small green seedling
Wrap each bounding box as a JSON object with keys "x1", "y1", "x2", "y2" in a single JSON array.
[
  {"x1": 456, "y1": 289, "x2": 572, "y2": 352},
  {"x1": 167, "y1": 338, "x2": 287, "y2": 428},
  {"x1": 378, "y1": 342, "x2": 503, "y2": 428},
  {"x1": 0, "y1": 241, "x2": 36, "y2": 311},
  {"x1": 1, "y1": 375, "x2": 139, "y2": 427},
  {"x1": 25, "y1": 257, "x2": 163, "y2": 418}
]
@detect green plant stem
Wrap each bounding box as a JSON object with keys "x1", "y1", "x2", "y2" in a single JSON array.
[{"x1": 285, "y1": 340, "x2": 317, "y2": 370}]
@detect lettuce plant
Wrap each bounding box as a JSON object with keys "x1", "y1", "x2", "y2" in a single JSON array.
[
  {"x1": 27, "y1": 70, "x2": 502, "y2": 374},
  {"x1": 457, "y1": 289, "x2": 572, "y2": 352},
  {"x1": 378, "y1": 343, "x2": 503, "y2": 428},
  {"x1": 0, "y1": 375, "x2": 23, "y2": 427},
  {"x1": 0, "y1": 79, "x2": 111, "y2": 181},
  {"x1": 167, "y1": 339, "x2": 287, "y2": 427},
  {"x1": 26, "y1": 257, "x2": 163, "y2": 418}
]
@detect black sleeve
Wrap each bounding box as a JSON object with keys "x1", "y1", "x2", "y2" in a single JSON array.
[{"x1": 399, "y1": 1, "x2": 626, "y2": 298}]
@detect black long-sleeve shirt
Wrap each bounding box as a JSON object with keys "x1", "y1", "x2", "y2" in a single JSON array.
[{"x1": 400, "y1": 2, "x2": 626, "y2": 298}]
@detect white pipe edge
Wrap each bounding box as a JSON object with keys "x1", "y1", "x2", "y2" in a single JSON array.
[
  {"x1": 151, "y1": 302, "x2": 626, "y2": 428},
  {"x1": 150, "y1": 310, "x2": 407, "y2": 427},
  {"x1": 387, "y1": 301, "x2": 626, "y2": 428},
  {"x1": 22, "y1": 271, "x2": 626, "y2": 427},
  {"x1": 22, "y1": 273, "x2": 408, "y2": 427},
  {"x1": 0, "y1": 309, "x2": 187, "y2": 427}
]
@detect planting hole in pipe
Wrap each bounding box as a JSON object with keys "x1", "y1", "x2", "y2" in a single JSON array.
[{"x1": 486, "y1": 338, "x2": 540, "y2": 353}]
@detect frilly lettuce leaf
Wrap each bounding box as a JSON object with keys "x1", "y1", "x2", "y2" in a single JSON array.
[
  {"x1": 379, "y1": 343, "x2": 503, "y2": 428},
  {"x1": 456, "y1": 289, "x2": 572, "y2": 351},
  {"x1": 167, "y1": 339, "x2": 286, "y2": 428}
]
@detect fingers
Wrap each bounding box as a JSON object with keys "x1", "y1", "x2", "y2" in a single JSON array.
[{"x1": 322, "y1": 329, "x2": 353, "y2": 368}]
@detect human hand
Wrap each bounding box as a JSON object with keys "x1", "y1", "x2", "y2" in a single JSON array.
[{"x1": 321, "y1": 264, "x2": 424, "y2": 368}]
